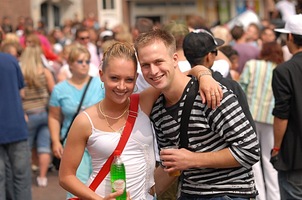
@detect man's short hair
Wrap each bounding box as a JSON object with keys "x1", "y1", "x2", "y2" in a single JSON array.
[{"x1": 134, "y1": 29, "x2": 176, "y2": 55}]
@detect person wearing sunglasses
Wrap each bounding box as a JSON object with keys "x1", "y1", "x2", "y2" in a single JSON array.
[
  {"x1": 75, "y1": 27, "x2": 101, "y2": 69},
  {"x1": 48, "y1": 45, "x2": 105, "y2": 199}
]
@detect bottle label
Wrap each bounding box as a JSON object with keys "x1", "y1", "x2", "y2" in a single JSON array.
[{"x1": 112, "y1": 179, "x2": 125, "y2": 191}]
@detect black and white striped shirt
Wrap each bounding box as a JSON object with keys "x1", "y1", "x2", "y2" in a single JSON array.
[{"x1": 151, "y1": 78, "x2": 260, "y2": 198}]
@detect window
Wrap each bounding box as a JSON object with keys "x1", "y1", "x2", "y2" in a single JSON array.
[{"x1": 103, "y1": 0, "x2": 115, "y2": 9}]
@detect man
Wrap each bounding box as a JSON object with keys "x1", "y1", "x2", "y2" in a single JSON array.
[
  {"x1": 184, "y1": 29, "x2": 282, "y2": 200},
  {"x1": 74, "y1": 27, "x2": 100, "y2": 69},
  {"x1": 273, "y1": 0, "x2": 296, "y2": 23},
  {"x1": 231, "y1": 25, "x2": 260, "y2": 74},
  {"x1": 272, "y1": 14, "x2": 302, "y2": 199},
  {"x1": 135, "y1": 29, "x2": 260, "y2": 199},
  {"x1": 0, "y1": 52, "x2": 32, "y2": 200},
  {"x1": 183, "y1": 29, "x2": 256, "y2": 136}
]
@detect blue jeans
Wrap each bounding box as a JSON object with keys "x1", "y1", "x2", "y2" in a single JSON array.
[
  {"x1": 178, "y1": 195, "x2": 252, "y2": 200},
  {"x1": 27, "y1": 111, "x2": 51, "y2": 153},
  {"x1": 278, "y1": 169, "x2": 302, "y2": 200},
  {"x1": 0, "y1": 140, "x2": 32, "y2": 200}
]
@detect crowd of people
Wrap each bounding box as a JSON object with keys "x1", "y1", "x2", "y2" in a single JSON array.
[{"x1": 1, "y1": 1, "x2": 302, "y2": 199}]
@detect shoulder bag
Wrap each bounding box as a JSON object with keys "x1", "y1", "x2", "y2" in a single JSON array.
[{"x1": 52, "y1": 76, "x2": 93, "y2": 170}]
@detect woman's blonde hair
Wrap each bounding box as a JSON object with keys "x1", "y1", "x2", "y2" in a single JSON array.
[
  {"x1": 102, "y1": 41, "x2": 137, "y2": 72},
  {"x1": 67, "y1": 44, "x2": 90, "y2": 65},
  {"x1": 19, "y1": 46, "x2": 44, "y2": 88}
]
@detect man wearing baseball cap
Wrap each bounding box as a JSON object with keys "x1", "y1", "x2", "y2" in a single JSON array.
[
  {"x1": 271, "y1": 14, "x2": 302, "y2": 199},
  {"x1": 183, "y1": 29, "x2": 256, "y2": 132}
]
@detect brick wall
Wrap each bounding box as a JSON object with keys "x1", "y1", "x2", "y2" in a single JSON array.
[
  {"x1": 0, "y1": 0, "x2": 31, "y2": 29},
  {"x1": 83, "y1": 0, "x2": 98, "y2": 21}
]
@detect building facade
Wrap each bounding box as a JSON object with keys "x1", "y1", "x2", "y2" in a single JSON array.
[{"x1": 0, "y1": 0, "x2": 269, "y2": 33}]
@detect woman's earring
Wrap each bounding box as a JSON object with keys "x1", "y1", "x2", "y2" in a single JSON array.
[{"x1": 101, "y1": 83, "x2": 104, "y2": 89}]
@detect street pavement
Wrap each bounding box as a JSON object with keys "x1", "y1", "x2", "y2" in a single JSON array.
[{"x1": 32, "y1": 167, "x2": 66, "y2": 200}]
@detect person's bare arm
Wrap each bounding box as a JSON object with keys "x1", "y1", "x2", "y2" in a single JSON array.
[
  {"x1": 154, "y1": 166, "x2": 178, "y2": 196},
  {"x1": 44, "y1": 68, "x2": 56, "y2": 93},
  {"x1": 19, "y1": 88, "x2": 25, "y2": 99},
  {"x1": 59, "y1": 113, "x2": 131, "y2": 200},
  {"x1": 139, "y1": 87, "x2": 161, "y2": 116},
  {"x1": 188, "y1": 65, "x2": 223, "y2": 108},
  {"x1": 48, "y1": 106, "x2": 63, "y2": 158},
  {"x1": 160, "y1": 147, "x2": 240, "y2": 175},
  {"x1": 272, "y1": 117, "x2": 288, "y2": 156}
]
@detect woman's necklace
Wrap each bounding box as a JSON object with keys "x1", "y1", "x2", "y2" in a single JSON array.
[
  {"x1": 98, "y1": 100, "x2": 129, "y2": 133},
  {"x1": 98, "y1": 100, "x2": 129, "y2": 120}
]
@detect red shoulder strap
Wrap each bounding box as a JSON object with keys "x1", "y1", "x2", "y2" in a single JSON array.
[{"x1": 89, "y1": 94, "x2": 139, "y2": 191}]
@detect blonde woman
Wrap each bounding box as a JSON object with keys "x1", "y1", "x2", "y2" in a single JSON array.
[{"x1": 19, "y1": 46, "x2": 55, "y2": 187}]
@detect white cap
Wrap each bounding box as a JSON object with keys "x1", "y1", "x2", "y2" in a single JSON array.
[
  {"x1": 275, "y1": 14, "x2": 302, "y2": 35},
  {"x1": 100, "y1": 30, "x2": 113, "y2": 38}
]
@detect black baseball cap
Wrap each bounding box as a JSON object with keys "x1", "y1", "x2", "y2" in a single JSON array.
[{"x1": 183, "y1": 29, "x2": 224, "y2": 61}]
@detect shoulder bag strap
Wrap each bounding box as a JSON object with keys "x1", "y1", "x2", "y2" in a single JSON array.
[
  {"x1": 61, "y1": 76, "x2": 93, "y2": 143},
  {"x1": 179, "y1": 80, "x2": 198, "y2": 149},
  {"x1": 89, "y1": 94, "x2": 139, "y2": 191}
]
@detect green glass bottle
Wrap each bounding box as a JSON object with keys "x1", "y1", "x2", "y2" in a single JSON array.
[{"x1": 110, "y1": 150, "x2": 126, "y2": 200}]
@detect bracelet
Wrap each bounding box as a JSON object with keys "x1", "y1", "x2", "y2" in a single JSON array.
[
  {"x1": 197, "y1": 70, "x2": 212, "y2": 80},
  {"x1": 272, "y1": 147, "x2": 280, "y2": 152}
]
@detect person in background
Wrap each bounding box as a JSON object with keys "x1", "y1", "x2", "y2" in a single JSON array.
[
  {"x1": 246, "y1": 23, "x2": 261, "y2": 48},
  {"x1": 0, "y1": 42, "x2": 21, "y2": 59},
  {"x1": 132, "y1": 18, "x2": 154, "y2": 41},
  {"x1": 0, "y1": 52, "x2": 32, "y2": 200},
  {"x1": 260, "y1": 27, "x2": 277, "y2": 44},
  {"x1": 135, "y1": 29, "x2": 259, "y2": 200},
  {"x1": 211, "y1": 25, "x2": 232, "y2": 46},
  {"x1": 19, "y1": 46, "x2": 56, "y2": 187},
  {"x1": 20, "y1": 23, "x2": 58, "y2": 62},
  {"x1": 240, "y1": 41, "x2": 283, "y2": 200},
  {"x1": 273, "y1": 0, "x2": 296, "y2": 23},
  {"x1": 48, "y1": 45, "x2": 105, "y2": 199},
  {"x1": 56, "y1": 44, "x2": 99, "y2": 82},
  {"x1": 219, "y1": 45, "x2": 240, "y2": 81},
  {"x1": 272, "y1": 14, "x2": 302, "y2": 200},
  {"x1": 74, "y1": 26, "x2": 101, "y2": 68},
  {"x1": 24, "y1": 33, "x2": 57, "y2": 73},
  {"x1": 163, "y1": 20, "x2": 191, "y2": 72},
  {"x1": 131, "y1": 17, "x2": 154, "y2": 92},
  {"x1": 183, "y1": 29, "x2": 256, "y2": 132},
  {"x1": 1, "y1": 16, "x2": 13, "y2": 33},
  {"x1": 231, "y1": 25, "x2": 260, "y2": 74}
]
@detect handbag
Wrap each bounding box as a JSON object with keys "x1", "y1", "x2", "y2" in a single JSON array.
[
  {"x1": 52, "y1": 76, "x2": 93, "y2": 170},
  {"x1": 68, "y1": 94, "x2": 139, "y2": 200}
]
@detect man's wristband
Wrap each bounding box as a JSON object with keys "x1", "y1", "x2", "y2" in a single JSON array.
[
  {"x1": 197, "y1": 70, "x2": 212, "y2": 80},
  {"x1": 272, "y1": 147, "x2": 280, "y2": 152}
]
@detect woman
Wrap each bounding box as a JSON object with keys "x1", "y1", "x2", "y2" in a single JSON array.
[
  {"x1": 59, "y1": 41, "x2": 222, "y2": 199},
  {"x1": 19, "y1": 46, "x2": 55, "y2": 187},
  {"x1": 48, "y1": 45, "x2": 105, "y2": 199},
  {"x1": 240, "y1": 41, "x2": 283, "y2": 200}
]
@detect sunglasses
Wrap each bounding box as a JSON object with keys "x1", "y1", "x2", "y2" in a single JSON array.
[
  {"x1": 79, "y1": 36, "x2": 90, "y2": 40},
  {"x1": 77, "y1": 60, "x2": 90, "y2": 65}
]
